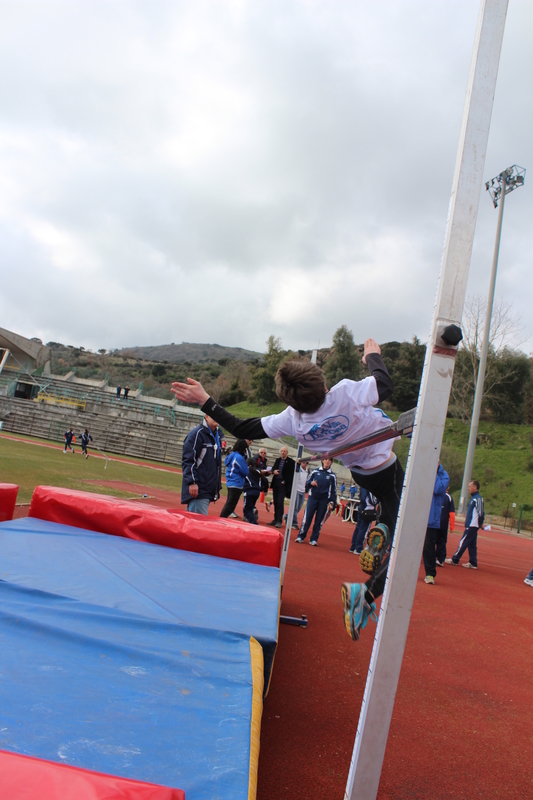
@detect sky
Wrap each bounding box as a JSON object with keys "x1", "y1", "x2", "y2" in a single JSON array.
[{"x1": 1, "y1": 0, "x2": 531, "y2": 356}]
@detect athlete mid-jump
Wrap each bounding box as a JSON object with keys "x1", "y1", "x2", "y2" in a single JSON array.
[{"x1": 171, "y1": 338, "x2": 404, "y2": 642}]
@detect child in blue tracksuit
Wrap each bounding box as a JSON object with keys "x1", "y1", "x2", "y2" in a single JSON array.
[
  {"x1": 220, "y1": 439, "x2": 249, "y2": 518},
  {"x1": 80, "y1": 429, "x2": 93, "y2": 459},
  {"x1": 243, "y1": 459, "x2": 261, "y2": 524},
  {"x1": 64, "y1": 426, "x2": 75, "y2": 453},
  {"x1": 447, "y1": 480, "x2": 484, "y2": 569},
  {"x1": 296, "y1": 458, "x2": 337, "y2": 545}
]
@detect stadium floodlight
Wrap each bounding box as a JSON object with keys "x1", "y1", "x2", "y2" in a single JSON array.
[
  {"x1": 459, "y1": 164, "x2": 526, "y2": 513},
  {"x1": 485, "y1": 164, "x2": 526, "y2": 207}
]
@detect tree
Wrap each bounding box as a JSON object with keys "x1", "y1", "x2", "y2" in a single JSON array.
[
  {"x1": 252, "y1": 336, "x2": 287, "y2": 404},
  {"x1": 450, "y1": 296, "x2": 527, "y2": 422},
  {"x1": 324, "y1": 325, "x2": 361, "y2": 386},
  {"x1": 390, "y1": 337, "x2": 426, "y2": 411}
]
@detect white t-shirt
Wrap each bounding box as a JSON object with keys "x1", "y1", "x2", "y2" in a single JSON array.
[
  {"x1": 297, "y1": 467, "x2": 308, "y2": 493},
  {"x1": 262, "y1": 377, "x2": 396, "y2": 470}
]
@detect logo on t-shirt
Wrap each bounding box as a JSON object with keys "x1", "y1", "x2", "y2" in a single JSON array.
[{"x1": 303, "y1": 415, "x2": 349, "y2": 442}]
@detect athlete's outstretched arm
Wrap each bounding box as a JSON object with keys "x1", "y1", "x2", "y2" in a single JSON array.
[{"x1": 171, "y1": 378, "x2": 267, "y2": 439}]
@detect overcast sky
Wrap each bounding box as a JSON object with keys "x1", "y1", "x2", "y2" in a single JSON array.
[{"x1": 1, "y1": 0, "x2": 531, "y2": 356}]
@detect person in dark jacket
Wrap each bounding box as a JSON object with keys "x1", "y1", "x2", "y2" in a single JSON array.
[
  {"x1": 349, "y1": 488, "x2": 378, "y2": 554},
  {"x1": 422, "y1": 463, "x2": 449, "y2": 584},
  {"x1": 220, "y1": 439, "x2": 249, "y2": 518},
  {"x1": 242, "y1": 458, "x2": 261, "y2": 524},
  {"x1": 446, "y1": 480, "x2": 484, "y2": 569},
  {"x1": 64, "y1": 426, "x2": 75, "y2": 453},
  {"x1": 296, "y1": 457, "x2": 337, "y2": 545},
  {"x1": 181, "y1": 415, "x2": 222, "y2": 515},
  {"x1": 436, "y1": 486, "x2": 455, "y2": 566},
  {"x1": 269, "y1": 446, "x2": 295, "y2": 528},
  {"x1": 80, "y1": 429, "x2": 93, "y2": 459}
]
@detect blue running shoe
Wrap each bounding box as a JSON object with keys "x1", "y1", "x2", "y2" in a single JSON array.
[
  {"x1": 359, "y1": 523, "x2": 390, "y2": 575},
  {"x1": 340, "y1": 582, "x2": 377, "y2": 641}
]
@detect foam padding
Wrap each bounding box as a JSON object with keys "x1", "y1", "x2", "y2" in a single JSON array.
[
  {"x1": 0, "y1": 483, "x2": 18, "y2": 522},
  {"x1": 0, "y1": 517, "x2": 280, "y2": 689},
  {"x1": 0, "y1": 750, "x2": 185, "y2": 800},
  {"x1": 0, "y1": 579, "x2": 263, "y2": 800},
  {"x1": 29, "y1": 485, "x2": 283, "y2": 567}
]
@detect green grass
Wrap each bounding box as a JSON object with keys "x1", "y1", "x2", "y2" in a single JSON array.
[
  {"x1": 226, "y1": 400, "x2": 286, "y2": 417},
  {"x1": 0, "y1": 434, "x2": 183, "y2": 503},
  {"x1": 3, "y1": 416, "x2": 533, "y2": 527}
]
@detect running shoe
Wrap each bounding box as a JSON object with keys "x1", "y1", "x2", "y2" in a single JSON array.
[
  {"x1": 524, "y1": 578, "x2": 533, "y2": 587},
  {"x1": 309, "y1": 540, "x2": 318, "y2": 546},
  {"x1": 340, "y1": 583, "x2": 377, "y2": 641},
  {"x1": 295, "y1": 536, "x2": 305, "y2": 543},
  {"x1": 359, "y1": 523, "x2": 390, "y2": 575},
  {"x1": 424, "y1": 575, "x2": 435, "y2": 584},
  {"x1": 444, "y1": 558, "x2": 457, "y2": 565},
  {"x1": 462, "y1": 562, "x2": 477, "y2": 569}
]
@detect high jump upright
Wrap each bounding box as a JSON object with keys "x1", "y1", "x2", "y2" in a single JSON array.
[{"x1": 345, "y1": 2, "x2": 509, "y2": 798}]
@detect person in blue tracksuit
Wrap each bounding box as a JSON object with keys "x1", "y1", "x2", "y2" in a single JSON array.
[
  {"x1": 422, "y1": 463, "x2": 449, "y2": 583},
  {"x1": 64, "y1": 426, "x2": 75, "y2": 453},
  {"x1": 296, "y1": 458, "x2": 337, "y2": 546},
  {"x1": 242, "y1": 458, "x2": 261, "y2": 524},
  {"x1": 220, "y1": 439, "x2": 249, "y2": 518},
  {"x1": 349, "y1": 488, "x2": 378, "y2": 554},
  {"x1": 447, "y1": 480, "x2": 484, "y2": 569},
  {"x1": 181, "y1": 415, "x2": 222, "y2": 515},
  {"x1": 80, "y1": 429, "x2": 93, "y2": 459}
]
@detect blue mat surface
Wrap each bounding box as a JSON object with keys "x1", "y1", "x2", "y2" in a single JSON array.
[
  {"x1": 0, "y1": 517, "x2": 280, "y2": 685},
  {"x1": 0, "y1": 580, "x2": 260, "y2": 799}
]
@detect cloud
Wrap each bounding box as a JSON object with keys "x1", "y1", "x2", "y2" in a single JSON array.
[{"x1": 0, "y1": 0, "x2": 531, "y2": 354}]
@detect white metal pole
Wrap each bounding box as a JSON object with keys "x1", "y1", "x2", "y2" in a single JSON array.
[
  {"x1": 458, "y1": 183, "x2": 506, "y2": 512},
  {"x1": 345, "y1": 2, "x2": 508, "y2": 798}
]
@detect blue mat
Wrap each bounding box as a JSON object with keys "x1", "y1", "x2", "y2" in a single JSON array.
[
  {"x1": 0, "y1": 517, "x2": 280, "y2": 686},
  {"x1": 0, "y1": 580, "x2": 262, "y2": 799}
]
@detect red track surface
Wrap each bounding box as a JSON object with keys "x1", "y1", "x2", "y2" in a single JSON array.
[{"x1": 12, "y1": 477, "x2": 533, "y2": 798}]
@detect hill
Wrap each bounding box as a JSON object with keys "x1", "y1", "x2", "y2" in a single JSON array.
[{"x1": 115, "y1": 342, "x2": 264, "y2": 364}]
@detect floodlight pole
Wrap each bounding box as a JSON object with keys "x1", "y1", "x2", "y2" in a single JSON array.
[
  {"x1": 458, "y1": 165, "x2": 526, "y2": 512},
  {"x1": 345, "y1": 2, "x2": 508, "y2": 798}
]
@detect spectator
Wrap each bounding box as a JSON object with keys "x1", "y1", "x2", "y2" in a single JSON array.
[
  {"x1": 123, "y1": 386, "x2": 130, "y2": 400},
  {"x1": 243, "y1": 458, "x2": 261, "y2": 524},
  {"x1": 349, "y1": 488, "x2": 377, "y2": 555},
  {"x1": 116, "y1": 385, "x2": 121, "y2": 399},
  {"x1": 269, "y1": 446, "x2": 295, "y2": 528},
  {"x1": 64, "y1": 426, "x2": 75, "y2": 454},
  {"x1": 220, "y1": 439, "x2": 249, "y2": 518},
  {"x1": 446, "y1": 480, "x2": 484, "y2": 569},
  {"x1": 422, "y1": 463, "x2": 449, "y2": 584},
  {"x1": 296, "y1": 457, "x2": 337, "y2": 546},
  {"x1": 80, "y1": 429, "x2": 93, "y2": 460},
  {"x1": 436, "y1": 486, "x2": 455, "y2": 566},
  {"x1": 181, "y1": 415, "x2": 222, "y2": 515}
]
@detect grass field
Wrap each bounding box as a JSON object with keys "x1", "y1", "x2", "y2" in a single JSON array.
[
  {"x1": 0, "y1": 434, "x2": 184, "y2": 503},
  {"x1": 3, "y1": 413, "x2": 533, "y2": 527}
]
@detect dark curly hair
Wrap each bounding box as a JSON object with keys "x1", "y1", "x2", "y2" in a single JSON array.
[{"x1": 274, "y1": 360, "x2": 326, "y2": 414}]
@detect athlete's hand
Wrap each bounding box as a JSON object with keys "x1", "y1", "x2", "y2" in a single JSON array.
[
  {"x1": 171, "y1": 378, "x2": 209, "y2": 406},
  {"x1": 362, "y1": 338, "x2": 381, "y2": 365}
]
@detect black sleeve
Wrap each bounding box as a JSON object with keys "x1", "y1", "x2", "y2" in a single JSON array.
[
  {"x1": 201, "y1": 397, "x2": 267, "y2": 439},
  {"x1": 365, "y1": 353, "x2": 393, "y2": 403}
]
